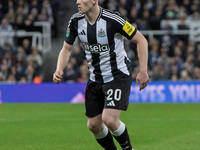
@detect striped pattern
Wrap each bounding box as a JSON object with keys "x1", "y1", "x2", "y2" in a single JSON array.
[
  {"x1": 87, "y1": 22, "x2": 103, "y2": 82},
  {"x1": 78, "y1": 18, "x2": 96, "y2": 82},
  {"x1": 68, "y1": 13, "x2": 84, "y2": 27},
  {"x1": 97, "y1": 18, "x2": 114, "y2": 82},
  {"x1": 114, "y1": 33, "x2": 130, "y2": 76},
  {"x1": 71, "y1": 13, "x2": 84, "y2": 19},
  {"x1": 65, "y1": 7, "x2": 134, "y2": 83},
  {"x1": 102, "y1": 10, "x2": 126, "y2": 26}
]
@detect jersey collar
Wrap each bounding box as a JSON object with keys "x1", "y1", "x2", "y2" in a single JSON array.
[{"x1": 97, "y1": 7, "x2": 102, "y2": 21}]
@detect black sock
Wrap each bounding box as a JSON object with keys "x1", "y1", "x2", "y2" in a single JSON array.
[
  {"x1": 96, "y1": 131, "x2": 117, "y2": 150},
  {"x1": 113, "y1": 128, "x2": 132, "y2": 150}
]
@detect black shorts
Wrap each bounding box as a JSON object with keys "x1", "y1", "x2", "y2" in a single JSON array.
[{"x1": 85, "y1": 73, "x2": 132, "y2": 117}]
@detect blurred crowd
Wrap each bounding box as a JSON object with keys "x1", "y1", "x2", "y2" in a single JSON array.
[
  {"x1": 64, "y1": 0, "x2": 200, "y2": 82},
  {"x1": 0, "y1": 0, "x2": 200, "y2": 83},
  {"x1": 0, "y1": 0, "x2": 59, "y2": 83}
]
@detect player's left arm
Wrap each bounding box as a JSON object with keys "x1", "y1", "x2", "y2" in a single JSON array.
[
  {"x1": 131, "y1": 31, "x2": 148, "y2": 73},
  {"x1": 131, "y1": 30, "x2": 149, "y2": 90},
  {"x1": 113, "y1": 12, "x2": 149, "y2": 90}
]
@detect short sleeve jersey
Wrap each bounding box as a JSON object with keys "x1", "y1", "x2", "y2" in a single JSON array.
[{"x1": 65, "y1": 7, "x2": 137, "y2": 83}]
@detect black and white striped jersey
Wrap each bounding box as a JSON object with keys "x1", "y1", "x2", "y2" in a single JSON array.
[{"x1": 65, "y1": 7, "x2": 137, "y2": 83}]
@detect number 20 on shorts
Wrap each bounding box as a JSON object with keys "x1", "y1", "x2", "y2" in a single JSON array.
[{"x1": 107, "y1": 89, "x2": 122, "y2": 101}]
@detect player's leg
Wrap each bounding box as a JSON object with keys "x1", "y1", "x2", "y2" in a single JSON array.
[
  {"x1": 102, "y1": 73, "x2": 134, "y2": 150},
  {"x1": 85, "y1": 80, "x2": 117, "y2": 150},
  {"x1": 102, "y1": 109, "x2": 133, "y2": 150},
  {"x1": 87, "y1": 114, "x2": 117, "y2": 150}
]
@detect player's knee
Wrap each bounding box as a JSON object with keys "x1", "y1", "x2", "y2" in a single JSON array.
[
  {"x1": 102, "y1": 115, "x2": 116, "y2": 129},
  {"x1": 87, "y1": 121, "x2": 102, "y2": 133}
]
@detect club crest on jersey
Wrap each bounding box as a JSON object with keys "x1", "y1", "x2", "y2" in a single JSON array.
[
  {"x1": 98, "y1": 28, "x2": 106, "y2": 37},
  {"x1": 66, "y1": 27, "x2": 70, "y2": 37}
]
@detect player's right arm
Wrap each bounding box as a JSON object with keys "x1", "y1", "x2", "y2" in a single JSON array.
[
  {"x1": 53, "y1": 13, "x2": 78, "y2": 84},
  {"x1": 53, "y1": 42, "x2": 72, "y2": 84}
]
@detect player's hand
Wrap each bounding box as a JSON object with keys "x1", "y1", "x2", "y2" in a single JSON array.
[
  {"x1": 53, "y1": 70, "x2": 63, "y2": 84},
  {"x1": 136, "y1": 71, "x2": 149, "y2": 91}
]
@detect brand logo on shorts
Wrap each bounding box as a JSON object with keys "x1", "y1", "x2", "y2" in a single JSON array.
[
  {"x1": 107, "y1": 100, "x2": 115, "y2": 106},
  {"x1": 82, "y1": 42, "x2": 109, "y2": 53}
]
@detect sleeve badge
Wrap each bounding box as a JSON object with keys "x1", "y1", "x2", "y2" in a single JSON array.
[{"x1": 122, "y1": 21, "x2": 135, "y2": 36}]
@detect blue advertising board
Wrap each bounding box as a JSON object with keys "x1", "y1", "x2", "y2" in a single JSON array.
[
  {"x1": 0, "y1": 81, "x2": 200, "y2": 103},
  {"x1": 0, "y1": 83, "x2": 86, "y2": 103},
  {"x1": 129, "y1": 81, "x2": 200, "y2": 103}
]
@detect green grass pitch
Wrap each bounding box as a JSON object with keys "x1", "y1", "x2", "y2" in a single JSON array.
[{"x1": 0, "y1": 103, "x2": 200, "y2": 150}]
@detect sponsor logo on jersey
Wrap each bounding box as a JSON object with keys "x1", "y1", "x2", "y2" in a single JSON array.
[
  {"x1": 82, "y1": 42, "x2": 109, "y2": 53},
  {"x1": 66, "y1": 27, "x2": 70, "y2": 37},
  {"x1": 98, "y1": 28, "x2": 106, "y2": 37},
  {"x1": 123, "y1": 21, "x2": 135, "y2": 36}
]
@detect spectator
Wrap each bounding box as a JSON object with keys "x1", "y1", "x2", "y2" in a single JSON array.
[
  {"x1": 177, "y1": 16, "x2": 189, "y2": 42},
  {"x1": 37, "y1": 7, "x2": 50, "y2": 22},
  {"x1": 42, "y1": 0, "x2": 54, "y2": 25},
  {"x1": 169, "y1": 63, "x2": 180, "y2": 79},
  {"x1": 0, "y1": 62, "x2": 9, "y2": 81},
  {"x1": 149, "y1": 44, "x2": 159, "y2": 69},
  {"x1": 7, "y1": 74, "x2": 16, "y2": 83},
  {"x1": 164, "y1": 0, "x2": 179, "y2": 19},
  {"x1": 70, "y1": 45, "x2": 85, "y2": 65},
  {"x1": 15, "y1": 6, "x2": 26, "y2": 24},
  {"x1": 16, "y1": 47, "x2": 26, "y2": 66},
  {"x1": 186, "y1": 10, "x2": 200, "y2": 21},
  {"x1": 28, "y1": 46, "x2": 43, "y2": 69},
  {"x1": 16, "y1": 62, "x2": 25, "y2": 79},
  {"x1": 193, "y1": 67, "x2": 200, "y2": 80},
  {"x1": 63, "y1": 63, "x2": 78, "y2": 82},
  {"x1": 194, "y1": 53, "x2": 200, "y2": 67},
  {"x1": 137, "y1": 10, "x2": 150, "y2": 30},
  {"x1": 0, "y1": 18, "x2": 14, "y2": 47},
  {"x1": 182, "y1": 0, "x2": 191, "y2": 13},
  {"x1": 157, "y1": 48, "x2": 171, "y2": 72},
  {"x1": 9, "y1": 65, "x2": 19, "y2": 81},
  {"x1": 78, "y1": 60, "x2": 89, "y2": 83},
  {"x1": 149, "y1": 8, "x2": 162, "y2": 30},
  {"x1": 170, "y1": 74, "x2": 178, "y2": 81},
  {"x1": 24, "y1": 14, "x2": 35, "y2": 31},
  {"x1": 17, "y1": 0, "x2": 29, "y2": 15},
  {"x1": 18, "y1": 76, "x2": 27, "y2": 83},
  {"x1": 107, "y1": 0, "x2": 118, "y2": 11},
  {"x1": 132, "y1": 0, "x2": 141, "y2": 11},
  {"x1": 29, "y1": 0, "x2": 40, "y2": 15},
  {"x1": 15, "y1": 15, "x2": 25, "y2": 30},
  {"x1": 161, "y1": 21, "x2": 173, "y2": 40},
  {"x1": 22, "y1": 38, "x2": 31, "y2": 55},
  {"x1": 7, "y1": 0, "x2": 14, "y2": 13},
  {"x1": 180, "y1": 70, "x2": 191, "y2": 81},
  {"x1": 6, "y1": 10, "x2": 15, "y2": 25},
  {"x1": 128, "y1": 6, "x2": 138, "y2": 24},
  {"x1": 25, "y1": 64, "x2": 35, "y2": 83}
]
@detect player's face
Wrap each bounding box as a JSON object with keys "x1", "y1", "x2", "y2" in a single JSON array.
[{"x1": 76, "y1": 0, "x2": 94, "y2": 14}]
